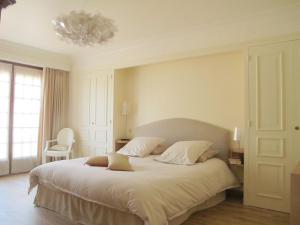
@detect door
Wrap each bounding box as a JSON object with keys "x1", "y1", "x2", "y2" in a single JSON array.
[
  {"x1": 77, "y1": 70, "x2": 113, "y2": 156},
  {"x1": 0, "y1": 62, "x2": 42, "y2": 175},
  {"x1": 11, "y1": 66, "x2": 42, "y2": 173},
  {"x1": 247, "y1": 40, "x2": 300, "y2": 212}
]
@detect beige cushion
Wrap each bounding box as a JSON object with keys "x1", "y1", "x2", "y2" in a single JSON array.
[
  {"x1": 155, "y1": 141, "x2": 213, "y2": 165},
  {"x1": 118, "y1": 137, "x2": 165, "y2": 157},
  {"x1": 197, "y1": 148, "x2": 219, "y2": 162},
  {"x1": 108, "y1": 153, "x2": 133, "y2": 171},
  {"x1": 151, "y1": 145, "x2": 168, "y2": 155},
  {"x1": 85, "y1": 156, "x2": 108, "y2": 167},
  {"x1": 49, "y1": 144, "x2": 68, "y2": 151}
]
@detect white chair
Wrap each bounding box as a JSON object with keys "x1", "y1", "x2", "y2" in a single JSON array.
[{"x1": 43, "y1": 128, "x2": 75, "y2": 163}]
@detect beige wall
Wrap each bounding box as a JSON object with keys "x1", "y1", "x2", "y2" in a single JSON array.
[{"x1": 114, "y1": 51, "x2": 245, "y2": 147}]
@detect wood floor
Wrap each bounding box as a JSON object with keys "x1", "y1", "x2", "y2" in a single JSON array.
[{"x1": 0, "y1": 174, "x2": 289, "y2": 225}]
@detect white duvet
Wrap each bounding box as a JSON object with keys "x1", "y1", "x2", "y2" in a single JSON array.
[{"x1": 29, "y1": 156, "x2": 238, "y2": 225}]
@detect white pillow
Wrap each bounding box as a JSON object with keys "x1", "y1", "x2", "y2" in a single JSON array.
[
  {"x1": 155, "y1": 141, "x2": 213, "y2": 165},
  {"x1": 118, "y1": 137, "x2": 165, "y2": 157}
]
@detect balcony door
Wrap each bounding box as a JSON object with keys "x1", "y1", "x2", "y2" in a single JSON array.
[{"x1": 0, "y1": 61, "x2": 42, "y2": 175}]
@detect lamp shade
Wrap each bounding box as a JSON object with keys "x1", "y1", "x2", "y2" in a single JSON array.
[
  {"x1": 122, "y1": 101, "x2": 129, "y2": 116},
  {"x1": 233, "y1": 127, "x2": 241, "y2": 141}
]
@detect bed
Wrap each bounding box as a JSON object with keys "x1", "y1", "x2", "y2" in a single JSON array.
[{"x1": 29, "y1": 118, "x2": 238, "y2": 225}]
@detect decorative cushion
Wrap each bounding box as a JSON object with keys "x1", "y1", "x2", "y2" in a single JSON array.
[
  {"x1": 118, "y1": 137, "x2": 165, "y2": 157},
  {"x1": 151, "y1": 145, "x2": 168, "y2": 155},
  {"x1": 85, "y1": 156, "x2": 109, "y2": 167},
  {"x1": 197, "y1": 148, "x2": 219, "y2": 162},
  {"x1": 155, "y1": 141, "x2": 213, "y2": 165},
  {"x1": 107, "y1": 153, "x2": 133, "y2": 171}
]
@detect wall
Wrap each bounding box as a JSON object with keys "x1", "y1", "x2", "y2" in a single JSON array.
[
  {"x1": 114, "y1": 51, "x2": 245, "y2": 147},
  {"x1": 0, "y1": 40, "x2": 71, "y2": 70}
]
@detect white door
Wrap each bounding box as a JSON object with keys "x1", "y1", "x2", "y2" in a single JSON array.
[
  {"x1": 77, "y1": 70, "x2": 113, "y2": 156},
  {"x1": 246, "y1": 40, "x2": 300, "y2": 212},
  {"x1": 77, "y1": 73, "x2": 93, "y2": 156}
]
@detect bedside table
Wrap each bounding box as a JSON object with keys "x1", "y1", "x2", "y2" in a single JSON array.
[
  {"x1": 227, "y1": 151, "x2": 244, "y2": 200},
  {"x1": 115, "y1": 139, "x2": 130, "y2": 151}
]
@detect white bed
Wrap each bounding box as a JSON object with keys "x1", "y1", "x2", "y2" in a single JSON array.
[{"x1": 29, "y1": 118, "x2": 238, "y2": 225}]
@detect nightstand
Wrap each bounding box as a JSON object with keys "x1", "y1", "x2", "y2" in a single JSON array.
[
  {"x1": 227, "y1": 151, "x2": 244, "y2": 200},
  {"x1": 115, "y1": 139, "x2": 130, "y2": 151}
]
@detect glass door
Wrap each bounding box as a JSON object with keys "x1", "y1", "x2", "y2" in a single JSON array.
[
  {"x1": 11, "y1": 66, "x2": 42, "y2": 173},
  {"x1": 0, "y1": 62, "x2": 12, "y2": 176},
  {"x1": 0, "y1": 61, "x2": 42, "y2": 175}
]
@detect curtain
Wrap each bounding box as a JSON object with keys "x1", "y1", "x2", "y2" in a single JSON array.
[{"x1": 38, "y1": 68, "x2": 69, "y2": 164}]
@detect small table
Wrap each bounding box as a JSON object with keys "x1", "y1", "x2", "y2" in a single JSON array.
[{"x1": 227, "y1": 152, "x2": 244, "y2": 200}]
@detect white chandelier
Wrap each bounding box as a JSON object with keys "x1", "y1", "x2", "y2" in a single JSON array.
[{"x1": 52, "y1": 11, "x2": 117, "y2": 46}]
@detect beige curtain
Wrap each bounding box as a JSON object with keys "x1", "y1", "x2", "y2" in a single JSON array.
[{"x1": 37, "y1": 68, "x2": 69, "y2": 164}]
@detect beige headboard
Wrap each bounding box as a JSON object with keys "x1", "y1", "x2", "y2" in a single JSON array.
[{"x1": 134, "y1": 118, "x2": 230, "y2": 162}]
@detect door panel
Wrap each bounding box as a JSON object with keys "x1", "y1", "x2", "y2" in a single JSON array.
[
  {"x1": 247, "y1": 40, "x2": 299, "y2": 212},
  {"x1": 0, "y1": 62, "x2": 12, "y2": 176},
  {"x1": 78, "y1": 76, "x2": 92, "y2": 127},
  {"x1": 11, "y1": 66, "x2": 42, "y2": 173},
  {"x1": 255, "y1": 51, "x2": 284, "y2": 131},
  {"x1": 95, "y1": 74, "x2": 108, "y2": 126}
]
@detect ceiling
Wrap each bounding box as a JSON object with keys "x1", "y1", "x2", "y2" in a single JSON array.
[{"x1": 1, "y1": 0, "x2": 300, "y2": 67}]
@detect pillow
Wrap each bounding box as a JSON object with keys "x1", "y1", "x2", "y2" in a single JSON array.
[
  {"x1": 85, "y1": 156, "x2": 108, "y2": 167},
  {"x1": 118, "y1": 137, "x2": 165, "y2": 157},
  {"x1": 151, "y1": 144, "x2": 168, "y2": 155},
  {"x1": 107, "y1": 153, "x2": 133, "y2": 171},
  {"x1": 197, "y1": 148, "x2": 219, "y2": 162},
  {"x1": 155, "y1": 141, "x2": 213, "y2": 165}
]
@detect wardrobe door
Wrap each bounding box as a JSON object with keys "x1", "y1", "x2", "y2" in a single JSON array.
[
  {"x1": 292, "y1": 41, "x2": 300, "y2": 165},
  {"x1": 77, "y1": 74, "x2": 94, "y2": 156},
  {"x1": 93, "y1": 72, "x2": 111, "y2": 155},
  {"x1": 247, "y1": 40, "x2": 300, "y2": 212}
]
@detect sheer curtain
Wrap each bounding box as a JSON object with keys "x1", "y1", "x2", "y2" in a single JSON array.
[
  {"x1": 0, "y1": 62, "x2": 12, "y2": 175},
  {"x1": 38, "y1": 68, "x2": 69, "y2": 164}
]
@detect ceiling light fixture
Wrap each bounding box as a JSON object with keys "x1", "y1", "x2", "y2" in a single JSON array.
[
  {"x1": 0, "y1": 0, "x2": 16, "y2": 21},
  {"x1": 52, "y1": 10, "x2": 117, "y2": 46}
]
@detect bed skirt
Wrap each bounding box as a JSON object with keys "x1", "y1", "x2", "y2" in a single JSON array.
[{"x1": 34, "y1": 184, "x2": 225, "y2": 225}]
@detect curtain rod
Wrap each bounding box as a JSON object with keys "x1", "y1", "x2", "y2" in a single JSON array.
[{"x1": 0, "y1": 59, "x2": 43, "y2": 71}]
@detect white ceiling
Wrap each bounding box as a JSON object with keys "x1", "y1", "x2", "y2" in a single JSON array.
[{"x1": 1, "y1": 0, "x2": 300, "y2": 68}]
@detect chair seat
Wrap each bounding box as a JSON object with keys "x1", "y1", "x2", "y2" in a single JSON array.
[
  {"x1": 46, "y1": 150, "x2": 69, "y2": 157},
  {"x1": 48, "y1": 144, "x2": 68, "y2": 151}
]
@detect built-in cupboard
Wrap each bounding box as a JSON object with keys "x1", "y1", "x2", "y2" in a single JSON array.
[{"x1": 75, "y1": 69, "x2": 113, "y2": 156}]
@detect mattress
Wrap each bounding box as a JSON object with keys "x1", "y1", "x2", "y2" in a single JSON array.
[{"x1": 29, "y1": 156, "x2": 237, "y2": 225}]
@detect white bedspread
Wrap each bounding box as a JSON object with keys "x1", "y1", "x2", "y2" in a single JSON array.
[{"x1": 29, "y1": 156, "x2": 238, "y2": 225}]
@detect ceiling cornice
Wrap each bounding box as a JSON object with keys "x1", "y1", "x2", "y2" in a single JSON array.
[
  {"x1": 0, "y1": 39, "x2": 71, "y2": 70},
  {"x1": 72, "y1": 2, "x2": 300, "y2": 69}
]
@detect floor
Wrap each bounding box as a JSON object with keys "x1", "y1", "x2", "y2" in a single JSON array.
[{"x1": 0, "y1": 174, "x2": 289, "y2": 225}]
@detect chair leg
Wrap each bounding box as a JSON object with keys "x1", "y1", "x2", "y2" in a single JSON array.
[
  {"x1": 42, "y1": 154, "x2": 46, "y2": 164},
  {"x1": 66, "y1": 154, "x2": 70, "y2": 160}
]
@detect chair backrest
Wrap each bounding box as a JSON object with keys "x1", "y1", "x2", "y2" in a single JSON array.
[{"x1": 57, "y1": 128, "x2": 74, "y2": 146}]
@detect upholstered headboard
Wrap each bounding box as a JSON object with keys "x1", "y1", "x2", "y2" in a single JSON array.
[{"x1": 134, "y1": 118, "x2": 230, "y2": 162}]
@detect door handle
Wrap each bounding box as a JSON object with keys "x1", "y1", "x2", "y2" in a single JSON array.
[{"x1": 295, "y1": 126, "x2": 300, "y2": 130}]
